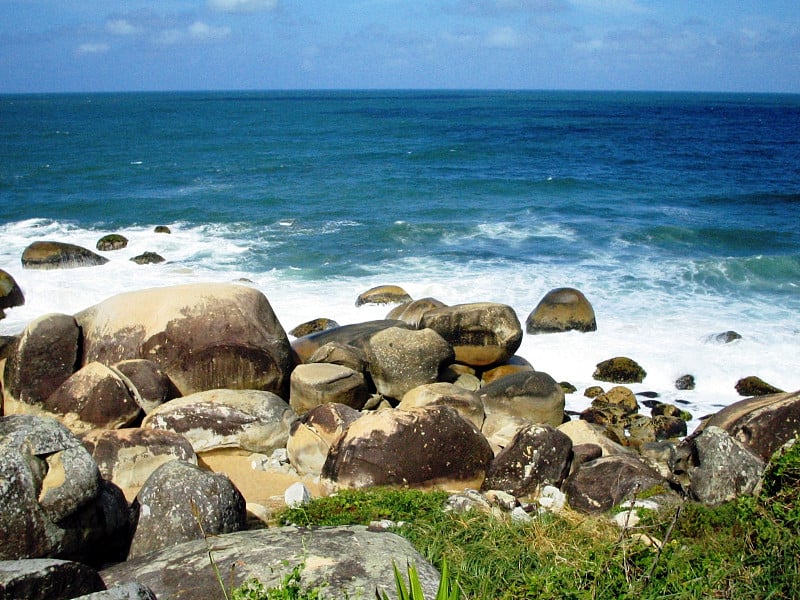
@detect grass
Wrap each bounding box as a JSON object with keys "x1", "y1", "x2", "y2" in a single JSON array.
[{"x1": 267, "y1": 439, "x2": 800, "y2": 599}]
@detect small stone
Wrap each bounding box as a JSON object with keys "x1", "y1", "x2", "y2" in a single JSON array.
[
  {"x1": 675, "y1": 374, "x2": 695, "y2": 390},
  {"x1": 154, "y1": 226, "x2": 171, "y2": 234},
  {"x1": 284, "y1": 482, "x2": 311, "y2": 508},
  {"x1": 510, "y1": 506, "x2": 533, "y2": 523}
]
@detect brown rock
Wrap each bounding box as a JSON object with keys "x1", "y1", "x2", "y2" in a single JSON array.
[
  {"x1": 386, "y1": 297, "x2": 447, "y2": 327},
  {"x1": 479, "y1": 370, "x2": 566, "y2": 429},
  {"x1": 21, "y1": 241, "x2": 109, "y2": 270},
  {"x1": 96, "y1": 234, "x2": 128, "y2": 251},
  {"x1": 734, "y1": 375, "x2": 783, "y2": 397},
  {"x1": 355, "y1": 285, "x2": 412, "y2": 307},
  {"x1": 111, "y1": 359, "x2": 175, "y2": 414},
  {"x1": 307, "y1": 341, "x2": 368, "y2": 374},
  {"x1": 0, "y1": 269, "x2": 25, "y2": 314},
  {"x1": 130, "y1": 252, "x2": 165, "y2": 265},
  {"x1": 525, "y1": 287, "x2": 597, "y2": 334},
  {"x1": 286, "y1": 403, "x2": 362, "y2": 476},
  {"x1": 399, "y1": 382, "x2": 485, "y2": 430},
  {"x1": 288, "y1": 318, "x2": 340, "y2": 338},
  {"x1": 291, "y1": 320, "x2": 410, "y2": 363},
  {"x1": 591, "y1": 385, "x2": 639, "y2": 414},
  {"x1": 480, "y1": 355, "x2": 535, "y2": 385},
  {"x1": 289, "y1": 363, "x2": 369, "y2": 415},
  {"x1": 593, "y1": 356, "x2": 646, "y2": 384}
]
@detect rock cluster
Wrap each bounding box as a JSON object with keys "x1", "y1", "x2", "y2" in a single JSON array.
[{"x1": 2, "y1": 279, "x2": 798, "y2": 599}]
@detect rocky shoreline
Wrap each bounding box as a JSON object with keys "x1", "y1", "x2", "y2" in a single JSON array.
[{"x1": 1, "y1": 253, "x2": 799, "y2": 599}]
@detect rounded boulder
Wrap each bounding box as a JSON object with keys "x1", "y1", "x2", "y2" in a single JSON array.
[
  {"x1": 526, "y1": 287, "x2": 597, "y2": 334},
  {"x1": 286, "y1": 403, "x2": 362, "y2": 476},
  {"x1": 21, "y1": 241, "x2": 109, "y2": 270},
  {"x1": 289, "y1": 363, "x2": 370, "y2": 415},
  {"x1": 479, "y1": 370, "x2": 566, "y2": 430}
]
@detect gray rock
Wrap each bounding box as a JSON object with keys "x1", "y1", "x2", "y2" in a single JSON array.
[
  {"x1": 102, "y1": 526, "x2": 439, "y2": 600},
  {"x1": 525, "y1": 287, "x2": 597, "y2": 334},
  {"x1": 128, "y1": 460, "x2": 246, "y2": 559},
  {"x1": 480, "y1": 370, "x2": 566, "y2": 430},
  {"x1": 129, "y1": 252, "x2": 165, "y2": 265},
  {"x1": 420, "y1": 302, "x2": 523, "y2": 367},
  {"x1": 323, "y1": 406, "x2": 493, "y2": 489},
  {"x1": 675, "y1": 374, "x2": 695, "y2": 390},
  {"x1": 674, "y1": 426, "x2": 766, "y2": 505},
  {"x1": 306, "y1": 341, "x2": 368, "y2": 374},
  {"x1": 481, "y1": 424, "x2": 573, "y2": 497},
  {"x1": 0, "y1": 559, "x2": 105, "y2": 600},
  {"x1": 292, "y1": 319, "x2": 411, "y2": 363},
  {"x1": 74, "y1": 582, "x2": 158, "y2": 600},
  {"x1": 366, "y1": 327, "x2": 454, "y2": 400},
  {"x1": 290, "y1": 363, "x2": 370, "y2": 415},
  {"x1": 21, "y1": 241, "x2": 109, "y2": 269}
]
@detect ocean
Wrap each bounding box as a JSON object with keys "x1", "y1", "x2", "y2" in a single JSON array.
[{"x1": 2, "y1": 90, "x2": 799, "y2": 432}]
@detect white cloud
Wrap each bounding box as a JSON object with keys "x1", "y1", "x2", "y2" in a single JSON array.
[
  {"x1": 156, "y1": 21, "x2": 231, "y2": 45},
  {"x1": 208, "y1": 0, "x2": 278, "y2": 13},
  {"x1": 485, "y1": 26, "x2": 523, "y2": 48},
  {"x1": 106, "y1": 19, "x2": 143, "y2": 36},
  {"x1": 76, "y1": 42, "x2": 110, "y2": 55}
]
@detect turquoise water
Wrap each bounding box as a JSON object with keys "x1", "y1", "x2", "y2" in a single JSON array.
[{"x1": 2, "y1": 90, "x2": 799, "y2": 424}]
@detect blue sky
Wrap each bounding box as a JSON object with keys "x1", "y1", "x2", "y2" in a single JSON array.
[{"x1": 1, "y1": 0, "x2": 798, "y2": 93}]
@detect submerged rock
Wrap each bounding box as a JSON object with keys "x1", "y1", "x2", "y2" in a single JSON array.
[{"x1": 96, "y1": 234, "x2": 128, "y2": 251}]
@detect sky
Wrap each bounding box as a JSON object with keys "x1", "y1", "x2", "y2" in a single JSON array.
[{"x1": 1, "y1": 0, "x2": 799, "y2": 93}]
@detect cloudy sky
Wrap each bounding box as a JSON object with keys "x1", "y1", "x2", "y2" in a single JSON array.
[{"x1": 2, "y1": 0, "x2": 798, "y2": 93}]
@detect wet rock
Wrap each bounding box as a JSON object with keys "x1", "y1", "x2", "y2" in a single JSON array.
[
  {"x1": 480, "y1": 370, "x2": 566, "y2": 430},
  {"x1": 129, "y1": 252, "x2": 164, "y2": 265},
  {"x1": 734, "y1": 375, "x2": 783, "y2": 397},
  {"x1": 0, "y1": 559, "x2": 105, "y2": 600},
  {"x1": 96, "y1": 234, "x2": 128, "y2": 252},
  {"x1": 386, "y1": 297, "x2": 447, "y2": 328},
  {"x1": 399, "y1": 382, "x2": 485, "y2": 431},
  {"x1": 323, "y1": 406, "x2": 493, "y2": 489},
  {"x1": 593, "y1": 356, "x2": 646, "y2": 384},
  {"x1": 650, "y1": 402, "x2": 692, "y2": 422},
  {"x1": 290, "y1": 363, "x2": 370, "y2": 415},
  {"x1": 651, "y1": 415, "x2": 688, "y2": 440},
  {"x1": 153, "y1": 226, "x2": 170, "y2": 234},
  {"x1": 675, "y1": 374, "x2": 695, "y2": 390},
  {"x1": 22, "y1": 241, "x2": 109, "y2": 270},
  {"x1": 420, "y1": 302, "x2": 522, "y2": 367},
  {"x1": 0, "y1": 269, "x2": 25, "y2": 317},
  {"x1": 286, "y1": 403, "x2": 362, "y2": 476},
  {"x1": 289, "y1": 317, "x2": 340, "y2": 338},
  {"x1": 355, "y1": 285, "x2": 412, "y2": 306},
  {"x1": 591, "y1": 385, "x2": 639, "y2": 414},
  {"x1": 711, "y1": 330, "x2": 742, "y2": 343},
  {"x1": 583, "y1": 385, "x2": 605, "y2": 399},
  {"x1": 128, "y1": 460, "x2": 246, "y2": 559},
  {"x1": 525, "y1": 287, "x2": 597, "y2": 334}
]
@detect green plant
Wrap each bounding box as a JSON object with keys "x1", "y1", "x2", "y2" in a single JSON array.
[
  {"x1": 376, "y1": 560, "x2": 460, "y2": 600},
  {"x1": 231, "y1": 561, "x2": 326, "y2": 600}
]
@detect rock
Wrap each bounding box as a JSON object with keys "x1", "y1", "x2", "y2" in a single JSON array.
[
  {"x1": 711, "y1": 330, "x2": 742, "y2": 343},
  {"x1": 96, "y1": 234, "x2": 128, "y2": 252},
  {"x1": 420, "y1": 302, "x2": 523, "y2": 367},
  {"x1": 2, "y1": 313, "x2": 81, "y2": 411},
  {"x1": 111, "y1": 359, "x2": 174, "y2": 414},
  {"x1": 591, "y1": 385, "x2": 639, "y2": 414},
  {"x1": 75, "y1": 283, "x2": 293, "y2": 398},
  {"x1": 650, "y1": 402, "x2": 692, "y2": 422},
  {"x1": 141, "y1": 389, "x2": 296, "y2": 454},
  {"x1": 0, "y1": 415, "x2": 105, "y2": 560},
  {"x1": 128, "y1": 460, "x2": 246, "y2": 559},
  {"x1": 289, "y1": 317, "x2": 340, "y2": 338},
  {"x1": 21, "y1": 241, "x2": 109, "y2": 270},
  {"x1": 583, "y1": 386, "x2": 605, "y2": 398},
  {"x1": 323, "y1": 406, "x2": 493, "y2": 489},
  {"x1": 734, "y1": 375, "x2": 783, "y2": 397},
  {"x1": 153, "y1": 226, "x2": 171, "y2": 234},
  {"x1": 560, "y1": 381, "x2": 577, "y2": 394},
  {"x1": 290, "y1": 363, "x2": 370, "y2": 415},
  {"x1": 386, "y1": 297, "x2": 447, "y2": 327},
  {"x1": 482, "y1": 414, "x2": 534, "y2": 451},
  {"x1": 698, "y1": 390, "x2": 800, "y2": 461},
  {"x1": 398, "y1": 382, "x2": 485, "y2": 431},
  {"x1": 481, "y1": 424, "x2": 573, "y2": 497},
  {"x1": 43, "y1": 362, "x2": 141, "y2": 433},
  {"x1": 479, "y1": 370, "x2": 566, "y2": 430},
  {"x1": 674, "y1": 426, "x2": 765, "y2": 505},
  {"x1": 564, "y1": 454, "x2": 667, "y2": 514},
  {"x1": 651, "y1": 415, "x2": 687, "y2": 440},
  {"x1": 0, "y1": 559, "x2": 106, "y2": 600},
  {"x1": 129, "y1": 252, "x2": 165, "y2": 265},
  {"x1": 558, "y1": 419, "x2": 631, "y2": 457},
  {"x1": 355, "y1": 285, "x2": 412, "y2": 306},
  {"x1": 480, "y1": 355, "x2": 535, "y2": 385},
  {"x1": 307, "y1": 341, "x2": 368, "y2": 374},
  {"x1": 365, "y1": 327, "x2": 454, "y2": 400},
  {"x1": 102, "y1": 526, "x2": 439, "y2": 600},
  {"x1": 525, "y1": 287, "x2": 597, "y2": 334},
  {"x1": 291, "y1": 320, "x2": 410, "y2": 363},
  {"x1": 638, "y1": 441, "x2": 678, "y2": 479},
  {"x1": 675, "y1": 374, "x2": 695, "y2": 390},
  {"x1": 82, "y1": 428, "x2": 197, "y2": 501},
  {"x1": 74, "y1": 582, "x2": 158, "y2": 600},
  {"x1": 286, "y1": 403, "x2": 362, "y2": 476},
  {"x1": 284, "y1": 482, "x2": 311, "y2": 507},
  {"x1": 446, "y1": 489, "x2": 494, "y2": 514},
  {"x1": 537, "y1": 485, "x2": 567, "y2": 513},
  {"x1": 593, "y1": 356, "x2": 646, "y2": 384},
  {"x1": 0, "y1": 269, "x2": 25, "y2": 315}
]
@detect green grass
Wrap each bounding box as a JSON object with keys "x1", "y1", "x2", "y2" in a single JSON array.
[{"x1": 267, "y1": 440, "x2": 800, "y2": 599}]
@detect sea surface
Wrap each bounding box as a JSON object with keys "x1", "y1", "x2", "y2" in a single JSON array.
[{"x1": 2, "y1": 90, "x2": 799, "y2": 432}]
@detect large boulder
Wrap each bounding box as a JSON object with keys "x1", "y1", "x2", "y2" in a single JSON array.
[
  {"x1": 674, "y1": 426, "x2": 766, "y2": 505},
  {"x1": 128, "y1": 460, "x2": 246, "y2": 559},
  {"x1": 82, "y1": 428, "x2": 197, "y2": 501},
  {"x1": 286, "y1": 403, "x2": 362, "y2": 476},
  {"x1": 525, "y1": 287, "x2": 597, "y2": 334},
  {"x1": 0, "y1": 269, "x2": 25, "y2": 318},
  {"x1": 398, "y1": 382, "x2": 485, "y2": 430},
  {"x1": 289, "y1": 363, "x2": 370, "y2": 415},
  {"x1": 564, "y1": 454, "x2": 667, "y2": 514},
  {"x1": 323, "y1": 406, "x2": 493, "y2": 489},
  {"x1": 420, "y1": 302, "x2": 523, "y2": 367},
  {"x1": 75, "y1": 283, "x2": 293, "y2": 397},
  {"x1": 365, "y1": 327, "x2": 454, "y2": 400},
  {"x1": 0, "y1": 559, "x2": 106, "y2": 600},
  {"x1": 102, "y1": 526, "x2": 439, "y2": 600},
  {"x1": 386, "y1": 297, "x2": 447, "y2": 328},
  {"x1": 479, "y1": 370, "x2": 566, "y2": 431},
  {"x1": 21, "y1": 241, "x2": 109, "y2": 270},
  {"x1": 141, "y1": 389, "x2": 296, "y2": 454},
  {"x1": 481, "y1": 424, "x2": 573, "y2": 497},
  {"x1": 43, "y1": 362, "x2": 141, "y2": 433},
  {"x1": 698, "y1": 390, "x2": 800, "y2": 461},
  {"x1": 2, "y1": 314, "x2": 81, "y2": 412},
  {"x1": 291, "y1": 320, "x2": 411, "y2": 363},
  {"x1": 355, "y1": 285, "x2": 412, "y2": 306}
]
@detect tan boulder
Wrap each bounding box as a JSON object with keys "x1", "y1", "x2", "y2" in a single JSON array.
[
  {"x1": 557, "y1": 419, "x2": 633, "y2": 457},
  {"x1": 479, "y1": 370, "x2": 565, "y2": 429},
  {"x1": 289, "y1": 363, "x2": 369, "y2": 415},
  {"x1": 420, "y1": 302, "x2": 522, "y2": 367},
  {"x1": 21, "y1": 241, "x2": 109, "y2": 269},
  {"x1": 75, "y1": 283, "x2": 293, "y2": 397},
  {"x1": 480, "y1": 355, "x2": 535, "y2": 385},
  {"x1": 591, "y1": 385, "x2": 639, "y2": 414},
  {"x1": 287, "y1": 403, "x2": 362, "y2": 476},
  {"x1": 355, "y1": 285, "x2": 412, "y2": 306},
  {"x1": 291, "y1": 320, "x2": 410, "y2": 363},
  {"x1": 386, "y1": 297, "x2": 447, "y2": 328},
  {"x1": 141, "y1": 388, "x2": 296, "y2": 454},
  {"x1": 307, "y1": 341, "x2": 368, "y2": 374},
  {"x1": 323, "y1": 406, "x2": 493, "y2": 489},
  {"x1": 366, "y1": 327, "x2": 454, "y2": 400},
  {"x1": 399, "y1": 382, "x2": 484, "y2": 430},
  {"x1": 526, "y1": 287, "x2": 596, "y2": 334}
]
